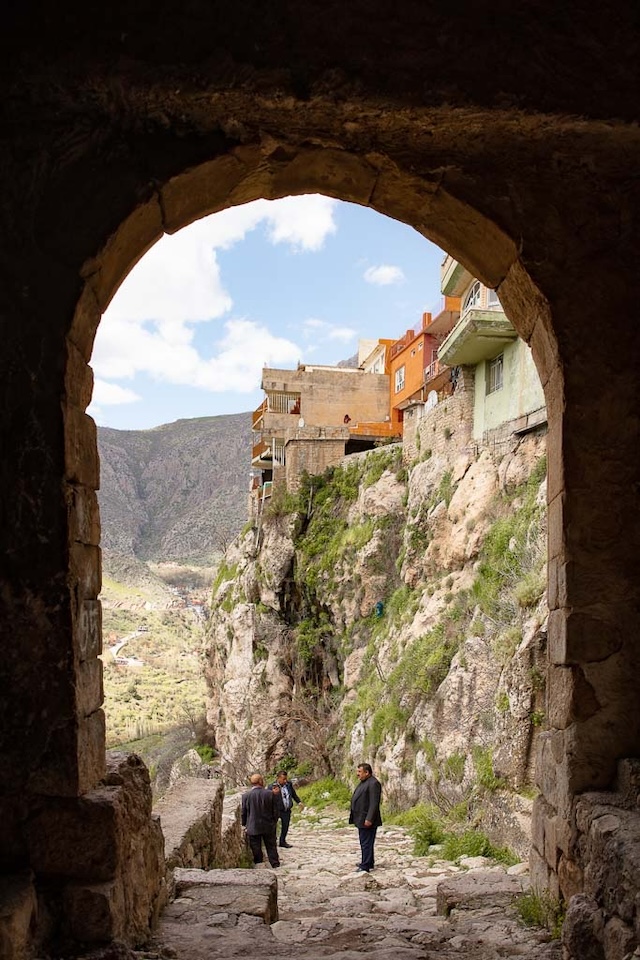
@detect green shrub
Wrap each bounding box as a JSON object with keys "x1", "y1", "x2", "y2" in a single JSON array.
[
  {"x1": 194, "y1": 744, "x2": 215, "y2": 763},
  {"x1": 293, "y1": 759, "x2": 313, "y2": 777},
  {"x1": 492, "y1": 626, "x2": 522, "y2": 664},
  {"x1": 443, "y1": 751, "x2": 467, "y2": 784},
  {"x1": 364, "y1": 701, "x2": 409, "y2": 750},
  {"x1": 413, "y1": 815, "x2": 447, "y2": 855},
  {"x1": 514, "y1": 569, "x2": 546, "y2": 607},
  {"x1": 212, "y1": 561, "x2": 239, "y2": 595},
  {"x1": 516, "y1": 890, "x2": 565, "y2": 939},
  {"x1": 297, "y1": 777, "x2": 352, "y2": 809},
  {"x1": 436, "y1": 470, "x2": 455, "y2": 506},
  {"x1": 472, "y1": 746, "x2": 506, "y2": 791},
  {"x1": 442, "y1": 830, "x2": 518, "y2": 865},
  {"x1": 264, "y1": 483, "x2": 301, "y2": 518},
  {"x1": 496, "y1": 691, "x2": 510, "y2": 713}
]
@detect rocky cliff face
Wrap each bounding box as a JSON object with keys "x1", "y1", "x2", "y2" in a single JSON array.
[{"x1": 204, "y1": 425, "x2": 547, "y2": 856}]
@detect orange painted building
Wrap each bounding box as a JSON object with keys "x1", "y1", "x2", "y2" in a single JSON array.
[
  {"x1": 388, "y1": 297, "x2": 461, "y2": 430},
  {"x1": 388, "y1": 313, "x2": 438, "y2": 429}
]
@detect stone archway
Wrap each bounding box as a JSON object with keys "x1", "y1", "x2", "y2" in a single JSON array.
[{"x1": 2, "y1": 9, "x2": 640, "y2": 956}]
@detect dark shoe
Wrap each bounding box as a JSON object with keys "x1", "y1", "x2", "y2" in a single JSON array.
[
  {"x1": 279, "y1": 842, "x2": 293, "y2": 848},
  {"x1": 356, "y1": 866, "x2": 370, "y2": 873},
  {"x1": 271, "y1": 863, "x2": 281, "y2": 868}
]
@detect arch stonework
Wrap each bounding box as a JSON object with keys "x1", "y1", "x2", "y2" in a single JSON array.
[{"x1": 1, "y1": 6, "x2": 640, "y2": 956}]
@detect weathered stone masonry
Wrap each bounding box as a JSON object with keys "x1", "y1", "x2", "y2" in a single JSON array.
[{"x1": 1, "y1": 4, "x2": 640, "y2": 957}]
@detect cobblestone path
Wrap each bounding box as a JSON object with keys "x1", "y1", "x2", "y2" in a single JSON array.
[{"x1": 153, "y1": 811, "x2": 562, "y2": 959}]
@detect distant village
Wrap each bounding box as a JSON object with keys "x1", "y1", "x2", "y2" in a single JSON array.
[{"x1": 250, "y1": 254, "x2": 546, "y2": 511}]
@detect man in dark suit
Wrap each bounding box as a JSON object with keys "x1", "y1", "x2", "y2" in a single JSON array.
[
  {"x1": 241, "y1": 773, "x2": 280, "y2": 868},
  {"x1": 269, "y1": 770, "x2": 305, "y2": 848},
  {"x1": 349, "y1": 762, "x2": 382, "y2": 873}
]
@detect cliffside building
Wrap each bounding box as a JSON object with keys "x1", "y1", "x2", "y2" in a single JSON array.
[
  {"x1": 251, "y1": 347, "x2": 399, "y2": 502},
  {"x1": 403, "y1": 258, "x2": 547, "y2": 455},
  {"x1": 439, "y1": 256, "x2": 547, "y2": 446},
  {"x1": 387, "y1": 298, "x2": 461, "y2": 430}
]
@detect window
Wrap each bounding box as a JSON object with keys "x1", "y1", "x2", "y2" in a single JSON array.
[
  {"x1": 395, "y1": 365, "x2": 405, "y2": 393},
  {"x1": 487, "y1": 288, "x2": 501, "y2": 308},
  {"x1": 462, "y1": 280, "x2": 482, "y2": 314},
  {"x1": 487, "y1": 354, "x2": 504, "y2": 394}
]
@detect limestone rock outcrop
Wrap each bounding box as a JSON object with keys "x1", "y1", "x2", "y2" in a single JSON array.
[{"x1": 205, "y1": 429, "x2": 548, "y2": 855}]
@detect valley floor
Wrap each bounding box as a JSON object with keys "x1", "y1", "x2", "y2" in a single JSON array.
[{"x1": 150, "y1": 809, "x2": 562, "y2": 959}]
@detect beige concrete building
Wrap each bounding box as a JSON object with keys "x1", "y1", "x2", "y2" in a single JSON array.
[{"x1": 251, "y1": 359, "x2": 398, "y2": 502}]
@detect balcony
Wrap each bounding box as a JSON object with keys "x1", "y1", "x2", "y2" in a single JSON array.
[
  {"x1": 349, "y1": 421, "x2": 401, "y2": 440},
  {"x1": 423, "y1": 358, "x2": 451, "y2": 394},
  {"x1": 252, "y1": 439, "x2": 272, "y2": 467},
  {"x1": 265, "y1": 392, "x2": 301, "y2": 414},
  {"x1": 441, "y1": 255, "x2": 473, "y2": 297},
  {"x1": 252, "y1": 398, "x2": 267, "y2": 429},
  {"x1": 423, "y1": 299, "x2": 460, "y2": 340},
  {"x1": 438, "y1": 308, "x2": 518, "y2": 367}
]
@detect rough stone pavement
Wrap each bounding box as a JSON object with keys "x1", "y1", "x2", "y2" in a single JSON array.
[{"x1": 143, "y1": 811, "x2": 562, "y2": 960}]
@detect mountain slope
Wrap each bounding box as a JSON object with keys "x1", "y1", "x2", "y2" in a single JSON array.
[{"x1": 97, "y1": 412, "x2": 252, "y2": 563}]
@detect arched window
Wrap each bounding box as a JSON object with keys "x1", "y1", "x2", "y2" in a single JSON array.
[{"x1": 462, "y1": 280, "x2": 482, "y2": 314}]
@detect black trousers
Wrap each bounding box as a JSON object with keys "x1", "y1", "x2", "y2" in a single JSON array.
[
  {"x1": 357, "y1": 825, "x2": 377, "y2": 871},
  {"x1": 248, "y1": 828, "x2": 280, "y2": 867},
  {"x1": 278, "y1": 808, "x2": 292, "y2": 844}
]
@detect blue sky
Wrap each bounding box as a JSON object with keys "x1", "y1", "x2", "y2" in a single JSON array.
[{"x1": 89, "y1": 196, "x2": 446, "y2": 430}]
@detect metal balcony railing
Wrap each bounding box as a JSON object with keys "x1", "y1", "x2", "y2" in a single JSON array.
[{"x1": 266, "y1": 392, "x2": 301, "y2": 415}]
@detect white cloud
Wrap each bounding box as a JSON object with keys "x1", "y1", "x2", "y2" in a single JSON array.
[
  {"x1": 92, "y1": 380, "x2": 141, "y2": 406},
  {"x1": 328, "y1": 326, "x2": 357, "y2": 342},
  {"x1": 363, "y1": 264, "x2": 405, "y2": 286},
  {"x1": 93, "y1": 316, "x2": 300, "y2": 395},
  {"x1": 301, "y1": 317, "x2": 327, "y2": 330},
  {"x1": 192, "y1": 319, "x2": 301, "y2": 391},
  {"x1": 92, "y1": 196, "x2": 337, "y2": 409},
  {"x1": 262, "y1": 195, "x2": 337, "y2": 251},
  {"x1": 300, "y1": 317, "x2": 356, "y2": 344}
]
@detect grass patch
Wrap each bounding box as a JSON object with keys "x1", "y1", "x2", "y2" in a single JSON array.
[
  {"x1": 472, "y1": 746, "x2": 507, "y2": 791},
  {"x1": 516, "y1": 890, "x2": 565, "y2": 939},
  {"x1": 297, "y1": 777, "x2": 352, "y2": 810},
  {"x1": 441, "y1": 830, "x2": 519, "y2": 866}
]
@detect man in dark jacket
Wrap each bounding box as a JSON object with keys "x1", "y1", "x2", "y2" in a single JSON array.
[
  {"x1": 349, "y1": 762, "x2": 382, "y2": 873},
  {"x1": 241, "y1": 773, "x2": 280, "y2": 868},
  {"x1": 269, "y1": 770, "x2": 305, "y2": 848}
]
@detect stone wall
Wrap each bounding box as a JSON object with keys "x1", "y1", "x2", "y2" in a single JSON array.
[
  {"x1": 3, "y1": 8, "x2": 640, "y2": 959},
  {"x1": 546, "y1": 760, "x2": 640, "y2": 958},
  {"x1": 285, "y1": 431, "x2": 348, "y2": 491},
  {"x1": 154, "y1": 778, "x2": 247, "y2": 883},
  {"x1": 403, "y1": 368, "x2": 475, "y2": 463},
  {"x1": 0, "y1": 754, "x2": 167, "y2": 954}
]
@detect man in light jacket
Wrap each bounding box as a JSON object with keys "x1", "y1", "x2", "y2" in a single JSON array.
[
  {"x1": 349, "y1": 762, "x2": 382, "y2": 873},
  {"x1": 270, "y1": 770, "x2": 305, "y2": 848}
]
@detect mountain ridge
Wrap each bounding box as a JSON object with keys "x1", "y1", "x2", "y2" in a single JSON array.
[{"x1": 97, "y1": 411, "x2": 253, "y2": 564}]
